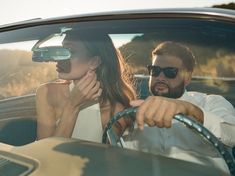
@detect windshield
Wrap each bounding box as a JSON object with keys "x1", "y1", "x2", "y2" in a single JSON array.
[{"x1": 0, "y1": 18, "x2": 234, "y2": 103}]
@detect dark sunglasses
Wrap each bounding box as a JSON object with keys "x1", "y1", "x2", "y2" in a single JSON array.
[{"x1": 147, "y1": 65, "x2": 179, "y2": 79}]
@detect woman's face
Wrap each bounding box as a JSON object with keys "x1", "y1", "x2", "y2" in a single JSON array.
[{"x1": 56, "y1": 40, "x2": 92, "y2": 80}]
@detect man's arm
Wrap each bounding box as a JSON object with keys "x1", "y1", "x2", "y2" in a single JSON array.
[
  {"x1": 130, "y1": 94, "x2": 235, "y2": 146},
  {"x1": 130, "y1": 96, "x2": 204, "y2": 130},
  {"x1": 201, "y1": 94, "x2": 235, "y2": 146}
]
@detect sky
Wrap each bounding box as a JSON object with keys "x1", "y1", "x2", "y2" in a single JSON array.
[{"x1": 0, "y1": 0, "x2": 234, "y2": 26}]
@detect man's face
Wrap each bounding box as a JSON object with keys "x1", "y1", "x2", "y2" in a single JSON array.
[{"x1": 149, "y1": 55, "x2": 190, "y2": 98}]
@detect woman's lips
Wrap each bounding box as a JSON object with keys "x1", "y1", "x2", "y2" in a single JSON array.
[
  {"x1": 56, "y1": 63, "x2": 64, "y2": 72},
  {"x1": 56, "y1": 60, "x2": 71, "y2": 73}
]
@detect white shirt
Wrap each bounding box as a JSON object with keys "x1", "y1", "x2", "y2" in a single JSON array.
[
  {"x1": 180, "y1": 91, "x2": 235, "y2": 147},
  {"x1": 123, "y1": 91, "x2": 235, "y2": 173}
]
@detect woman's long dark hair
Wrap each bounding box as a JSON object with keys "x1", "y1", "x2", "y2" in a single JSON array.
[{"x1": 66, "y1": 30, "x2": 136, "y2": 117}]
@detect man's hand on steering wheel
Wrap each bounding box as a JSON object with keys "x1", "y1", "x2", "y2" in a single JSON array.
[{"x1": 130, "y1": 96, "x2": 204, "y2": 131}]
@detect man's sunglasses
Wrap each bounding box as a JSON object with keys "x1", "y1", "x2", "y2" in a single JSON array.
[{"x1": 147, "y1": 65, "x2": 179, "y2": 79}]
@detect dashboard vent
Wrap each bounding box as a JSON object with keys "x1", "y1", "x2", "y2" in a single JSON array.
[{"x1": 0, "y1": 151, "x2": 37, "y2": 176}]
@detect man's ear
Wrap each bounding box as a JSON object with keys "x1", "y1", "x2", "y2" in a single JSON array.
[
  {"x1": 184, "y1": 71, "x2": 192, "y2": 86},
  {"x1": 89, "y1": 56, "x2": 101, "y2": 70}
]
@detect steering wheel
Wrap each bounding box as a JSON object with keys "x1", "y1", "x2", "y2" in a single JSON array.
[{"x1": 102, "y1": 107, "x2": 235, "y2": 176}]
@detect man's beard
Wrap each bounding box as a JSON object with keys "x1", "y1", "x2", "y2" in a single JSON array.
[{"x1": 150, "y1": 80, "x2": 185, "y2": 98}]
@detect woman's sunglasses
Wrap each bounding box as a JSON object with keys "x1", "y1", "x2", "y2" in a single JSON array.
[{"x1": 147, "y1": 65, "x2": 179, "y2": 79}]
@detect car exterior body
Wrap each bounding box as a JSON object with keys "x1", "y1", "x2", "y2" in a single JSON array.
[{"x1": 0, "y1": 8, "x2": 234, "y2": 176}]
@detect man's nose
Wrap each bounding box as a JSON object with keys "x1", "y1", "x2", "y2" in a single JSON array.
[{"x1": 156, "y1": 71, "x2": 166, "y2": 80}]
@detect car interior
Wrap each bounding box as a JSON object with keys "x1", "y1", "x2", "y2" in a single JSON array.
[
  {"x1": 0, "y1": 17, "x2": 234, "y2": 146},
  {"x1": 0, "y1": 13, "x2": 234, "y2": 175}
]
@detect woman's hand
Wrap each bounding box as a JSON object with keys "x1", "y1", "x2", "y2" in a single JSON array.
[{"x1": 69, "y1": 70, "x2": 102, "y2": 109}]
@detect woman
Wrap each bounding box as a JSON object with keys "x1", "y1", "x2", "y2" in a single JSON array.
[{"x1": 36, "y1": 30, "x2": 136, "y2": 143}]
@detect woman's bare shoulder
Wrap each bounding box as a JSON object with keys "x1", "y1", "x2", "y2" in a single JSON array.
[
  {"x1": 36, "y1": 80, "x2": 71, "y2": 104},
  {"x1": 37, "y1": 80, "x2": 70, "y2": 93}
]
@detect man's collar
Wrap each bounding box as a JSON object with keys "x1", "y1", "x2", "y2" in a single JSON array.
[{"x1": 178, "y1": 89, "x2": 188, "y2": 100}]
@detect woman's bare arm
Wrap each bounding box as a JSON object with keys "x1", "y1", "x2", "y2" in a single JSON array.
[{"x1": 36, "y1": 71, "x2": 102, "y2": 140}]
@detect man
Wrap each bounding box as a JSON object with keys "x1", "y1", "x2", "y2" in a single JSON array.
[{"x1": 124, "y1": 41, "x2": 235, "y2": 171}]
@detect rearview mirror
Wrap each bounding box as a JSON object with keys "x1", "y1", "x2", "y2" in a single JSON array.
[
  {"x1": 32, "y1": 27, "x2": 72, "y2": 62},
  {"x1": 32, "y1": 46, "x2": 71, "y2": 62}
]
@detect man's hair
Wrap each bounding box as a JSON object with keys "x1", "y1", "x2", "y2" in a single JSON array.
[{"x1": 152, "y1": 41, "x2": 196, "y2": 72}]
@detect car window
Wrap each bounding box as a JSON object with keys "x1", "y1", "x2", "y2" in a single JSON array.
[{"x1": 0, "y1": 40, "x2": 57, "y2": 99}]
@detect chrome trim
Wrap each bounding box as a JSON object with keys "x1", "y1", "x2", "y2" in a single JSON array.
[{"x1": 0, "y1": 8, "x2": 235, "y2": 32}]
